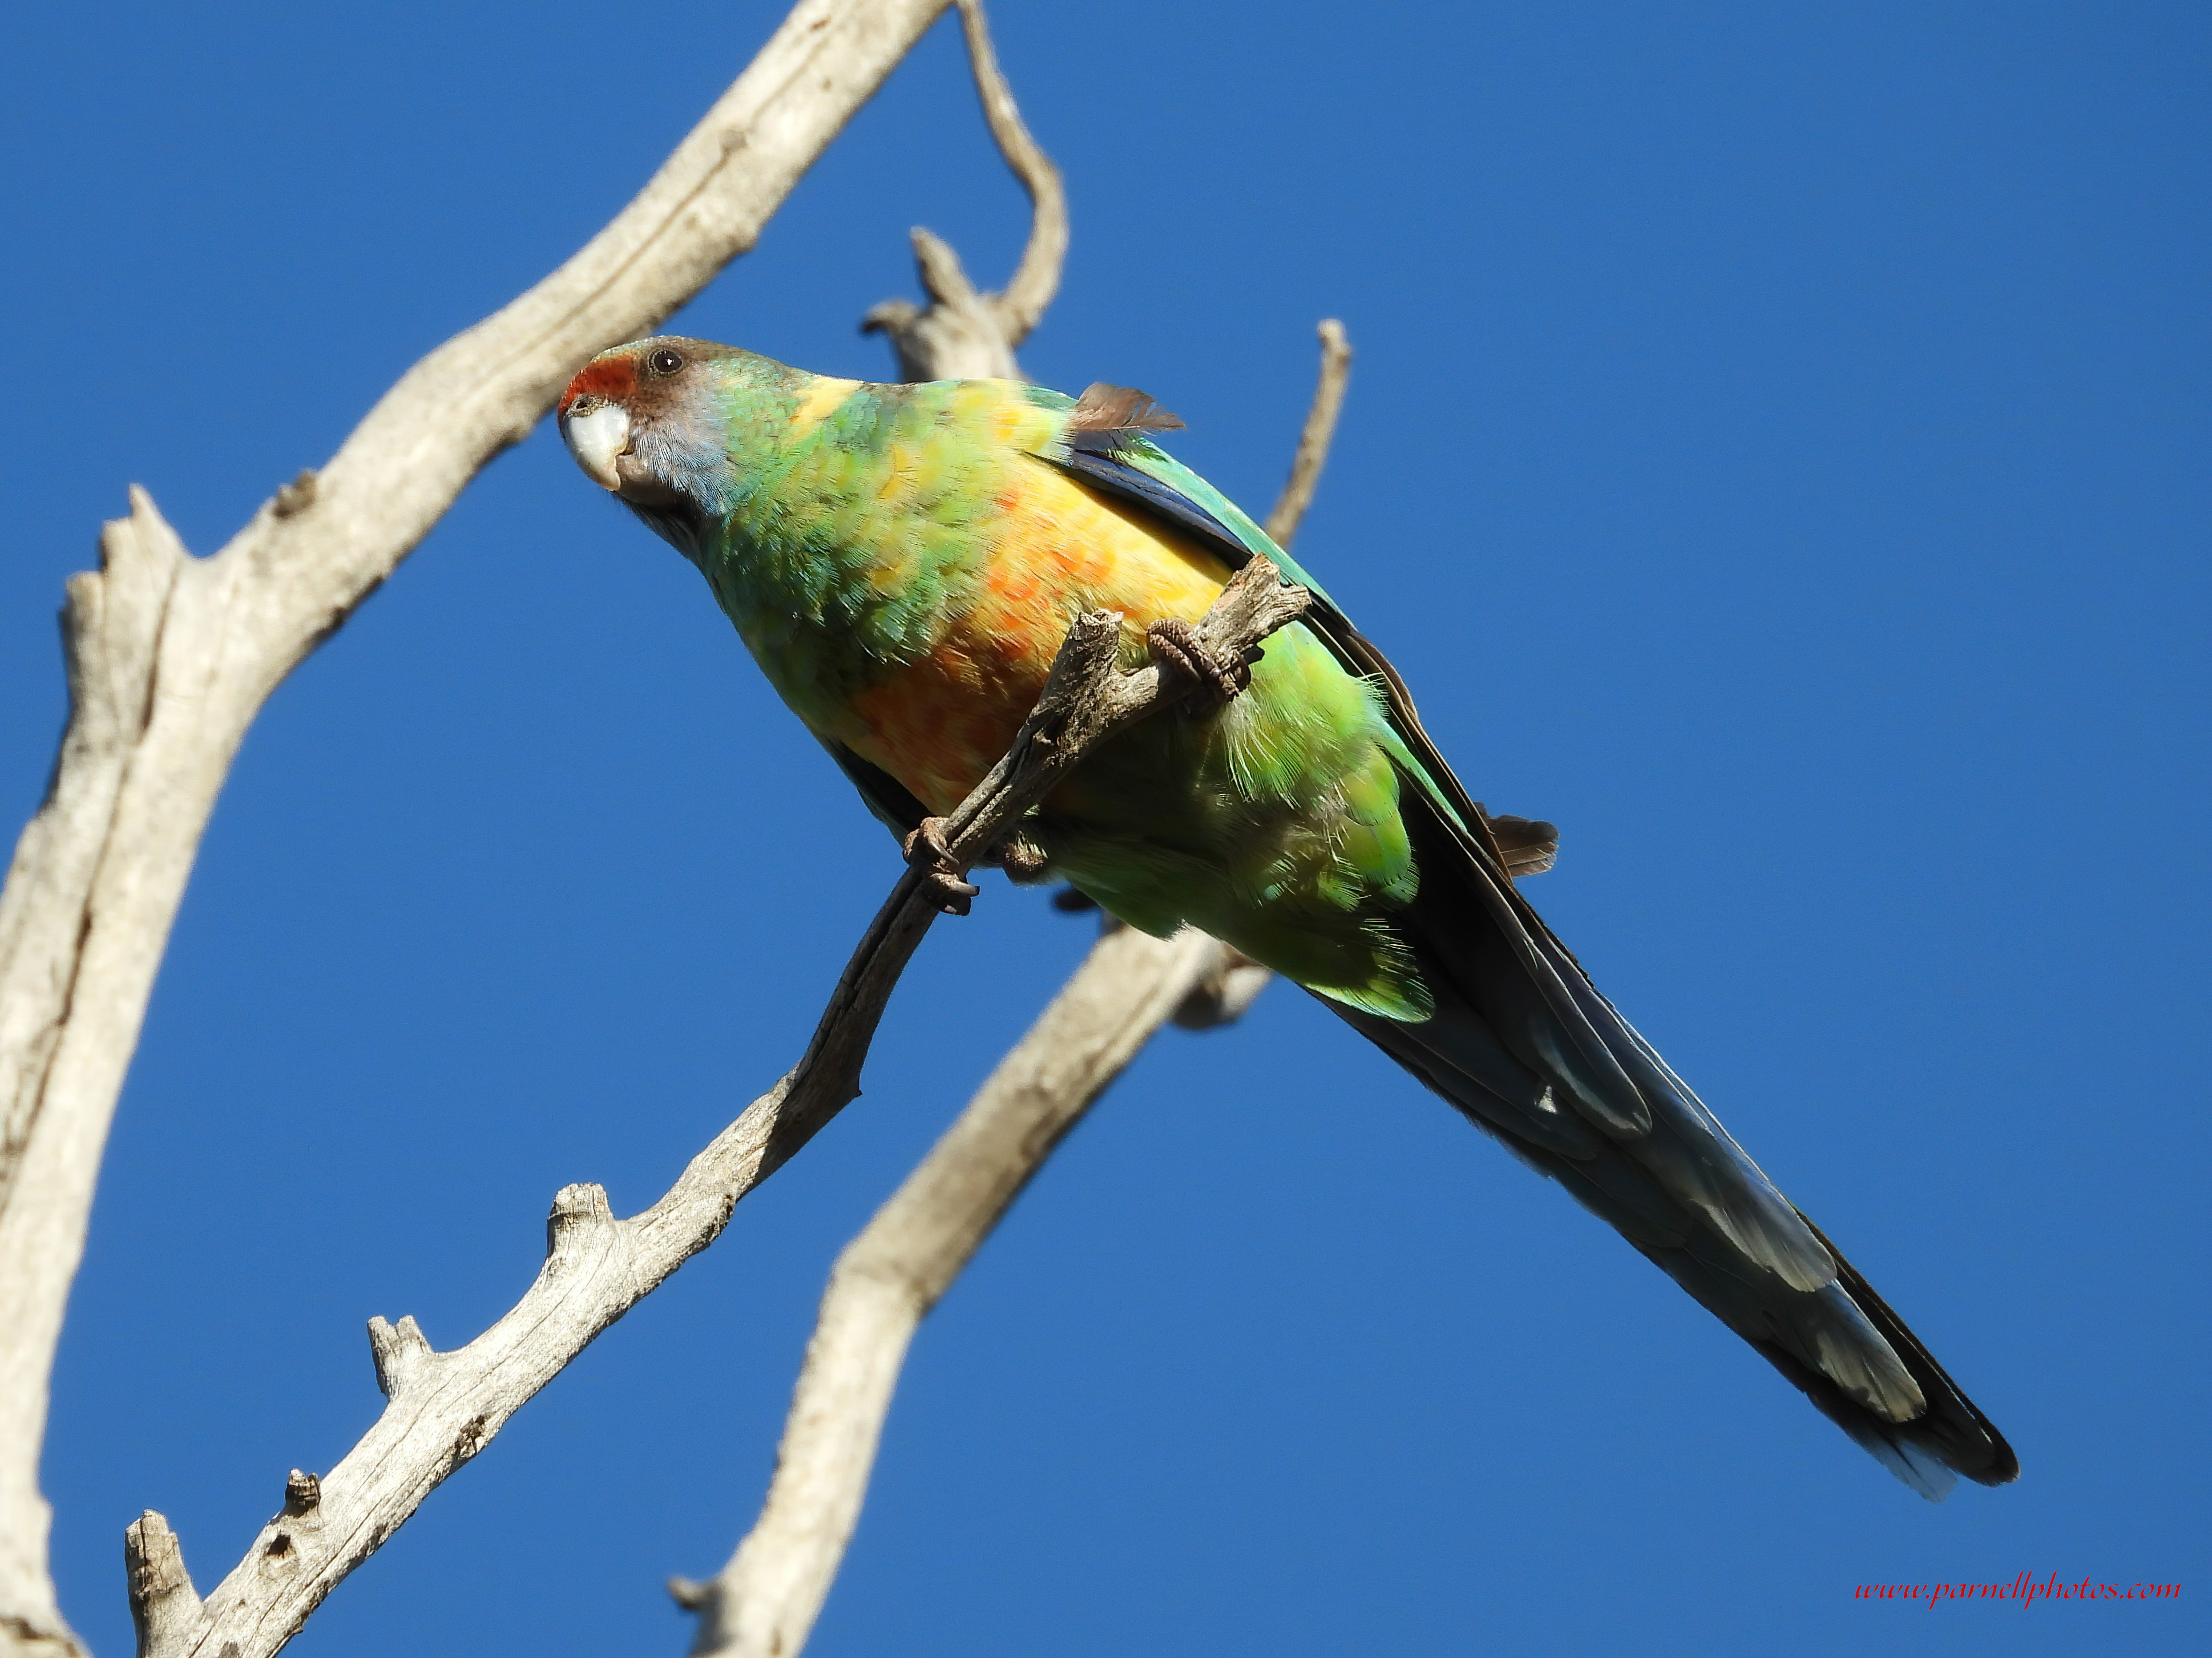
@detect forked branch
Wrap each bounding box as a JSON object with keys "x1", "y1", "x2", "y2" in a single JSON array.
[{"x1": 863, "y1": 0, "x2": 1067, "y2": 379}]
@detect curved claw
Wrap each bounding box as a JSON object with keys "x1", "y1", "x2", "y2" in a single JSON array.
[{"x1": 902, "y1": 817, "x2": 982, "y2": 916}]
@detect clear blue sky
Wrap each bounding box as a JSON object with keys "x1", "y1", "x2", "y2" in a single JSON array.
[{"x1": 4, "y1": 3, "x2": 2205, "y2": 1653}]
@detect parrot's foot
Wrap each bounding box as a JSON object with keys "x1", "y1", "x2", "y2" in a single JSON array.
[
  {"x1": 1146, "y1": 617, "x2": 1250, "y2": 704},
  {"x1": 903, "y1": 818, "x2": 982, "y2": 916}
]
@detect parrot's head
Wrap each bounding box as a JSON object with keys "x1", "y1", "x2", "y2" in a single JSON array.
[{"x1": 559, "y1": 335, "x2": 757, "y2": 555}]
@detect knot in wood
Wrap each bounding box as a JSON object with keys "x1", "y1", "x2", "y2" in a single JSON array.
[
  {"x1": 272, "y1": 468, "x2": 318, "y2": 518},
  {"x1": 451, "y1": 1412, "x2": 493, "y2": 1465}
]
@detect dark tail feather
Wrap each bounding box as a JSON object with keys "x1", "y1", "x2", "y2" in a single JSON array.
[
  {"x1": 1328, "y1": 794, "x2": 2018, "y2": 1497},
  {"x1": 1786, "y1": 1212, "x2": 2019, "y2": 1486}
]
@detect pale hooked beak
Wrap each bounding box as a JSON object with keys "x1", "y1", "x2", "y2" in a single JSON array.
[{"x1": 563, "y1": 402, "x2": 631, "y2": 491}]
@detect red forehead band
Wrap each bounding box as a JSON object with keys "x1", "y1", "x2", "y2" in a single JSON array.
[{"x1": 559, "y1": 355, "x2": 637, "y2": 416}]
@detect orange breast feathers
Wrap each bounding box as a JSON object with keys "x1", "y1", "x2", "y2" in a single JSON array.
[{"x1": 846, "y1": 459, "x2": 1235, "y2": 813}]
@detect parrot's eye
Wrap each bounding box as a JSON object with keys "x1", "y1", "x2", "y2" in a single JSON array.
[{"x1": 647, "y1": 347, "x2": 685, "y2": 376}]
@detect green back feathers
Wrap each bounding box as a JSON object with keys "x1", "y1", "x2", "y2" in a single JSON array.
[{"x1": 701, "y1": 375, "x2": 1019, "y2": 727}]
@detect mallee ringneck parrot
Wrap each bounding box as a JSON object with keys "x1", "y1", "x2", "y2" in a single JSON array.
[{"x1": 559, "y1": 336, "x2": 2016, "y2": 1497}]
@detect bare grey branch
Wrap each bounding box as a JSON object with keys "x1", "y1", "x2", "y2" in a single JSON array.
[
  {"x1": 122, "y1": 1512, "x2": 198, "y2": 1658},
  {"x1": 862, "y1": 228, "x2": 1022, "y2": 381},
  {"x1": 1170, "y1": 945, "x2": 1275, "y2": 1030},
  {"x1": 958, "y1": 0, "x2": 1067, "y2": 344},
  {"x1": 862, "y1": 0, "x2": 1068, "y2": 379},
  {"x1": 683, "y1": 924, "x2": 1240, "y2": 1658},
  {"x1": 1265, "y1": 319, "x2": 1354, "y2": 547}
]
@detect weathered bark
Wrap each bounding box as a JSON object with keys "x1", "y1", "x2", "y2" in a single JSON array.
[{"x1": 676, "y1": 927, "x2": 1235, "y2": 1658}]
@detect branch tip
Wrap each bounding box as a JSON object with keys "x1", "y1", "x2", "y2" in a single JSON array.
[
  {"x1": 546, "y1": 1182, "x2": 616, "y2": 1256},
  {"x1": 125, "y1": 1509, "x2": 201, "y2": 1649},
  {"x1": 93, "y1": 487, "x2": 189, "y2": 601},
  {"x1": 271, "y1": 469, "x2": 319, "y2": 519},
  {"x1": 865, "y1": 228, "x2": 1015, "y2": 381},
  {"x1": 956, "y1": 0, "x2": 1066, "y2": 343},
  {"x1": 1171, "y1": 949, "x2": 1272, "y2": 1029},
  {"x1": 668, "y1": 1575, "x2": 711, "y2": 1611},
  {"x1": 1265, "y1": 320, "x2": 1355, "y2": 548},
  {"x1": 550, "y1": 1182, "x2": 613, "y2": 1220},
  {"x1": 909, "y1": 228, "x2": 980, "y2": 308},
  {"x1": 366, "y1": 1313, "x2": 434, "y2": 1400}
]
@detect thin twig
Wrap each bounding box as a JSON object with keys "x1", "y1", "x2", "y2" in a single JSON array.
[
  {"x1": 676, "y1": 925, "x2": 1235, "y2": 1658},
  {"x1": 959, "y1": 0, "x2": 1067, "y2": 344},
  {"x1": 120, "y1": 569, "x2": 1310, "y2": 1658},
  {"x1": 1265, "y1": 319, "x2": 1354, "y2": 547},
  {"x1": 861, "y1": 0, "x2": 1068, "y2": 379}
]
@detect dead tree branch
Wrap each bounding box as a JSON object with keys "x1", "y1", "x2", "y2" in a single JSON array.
[
  {"x1": 0, "y1": 2, "x2": 964, "y2": 1651},
  {"x1": 116, "y1": 567, "x2": 1309, "y2": 1658},
  {"x1": 863, "y1": 0, "x2": 1067, "y2": 379},
  {"x1": 957, "y1": 0, "x2": 1066, "y2": 345},
  {"x1": 1265, "y1": 318, "x2": 1354, "y2": 548},
  {"x1": 675, "y1": 924, "x2": 1236, "y2": 1658}
]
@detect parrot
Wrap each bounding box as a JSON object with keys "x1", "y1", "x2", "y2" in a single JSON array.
[{"x1": 558, "y1": 335, "x2": 2016, "y2": 1499}]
